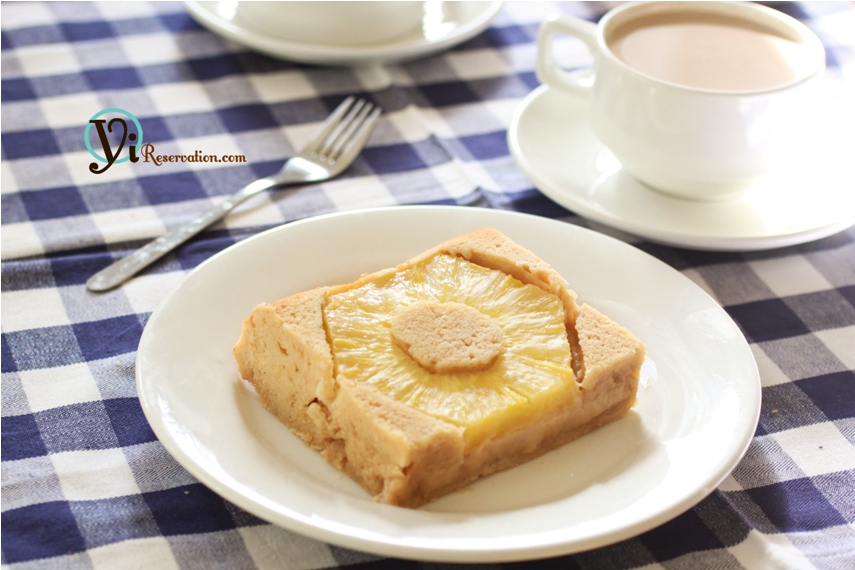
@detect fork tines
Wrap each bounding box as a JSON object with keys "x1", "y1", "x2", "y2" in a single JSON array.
[{"x1": 312, "y1": 97, "x2": 382, "y2": 165}]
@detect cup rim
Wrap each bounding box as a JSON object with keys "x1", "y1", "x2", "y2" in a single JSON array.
[{"x1": 597, "y1": 0, "x2": 826, "y2": 96}]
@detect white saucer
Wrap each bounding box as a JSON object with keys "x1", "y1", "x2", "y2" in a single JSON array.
[
  {"x1": 508, "y1": 84, "x2": 855, "y2": 251},
  {"x1": 185, "y1": 1, "x2": 503, "y2": 66}
]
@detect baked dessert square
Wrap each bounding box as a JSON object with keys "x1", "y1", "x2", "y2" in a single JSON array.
[{"x1": 233, "y1": 228, "x2": 645, "y2": 508}]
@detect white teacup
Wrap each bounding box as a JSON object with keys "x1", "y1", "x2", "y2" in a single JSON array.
[
  {"x1": 238, "y1": 1, "x2": 426, "y2": 47},
  {"x1": 536, "y1": 1, "x2": 826, "y2": 201}
]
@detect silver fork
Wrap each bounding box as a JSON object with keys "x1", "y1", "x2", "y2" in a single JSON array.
[{"x1": 87, "y1": 97, "x2": 381, "y2": 292}]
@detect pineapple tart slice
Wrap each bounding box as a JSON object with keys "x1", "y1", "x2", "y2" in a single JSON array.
[{"x1": 233, "y1": 228, "x2": 645, "y2": 507}]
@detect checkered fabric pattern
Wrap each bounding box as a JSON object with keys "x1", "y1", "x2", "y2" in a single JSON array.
[{"x1": 2, "y1": 1, "x2": 854, "y2": 569}]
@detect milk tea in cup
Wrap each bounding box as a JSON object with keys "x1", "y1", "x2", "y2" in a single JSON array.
[
  {"x1": 606, "y1": 10, "x2": 819, "y2": 91},
  {"x1": 537, "y1": 2, "x2": 826, "y2": 200}
]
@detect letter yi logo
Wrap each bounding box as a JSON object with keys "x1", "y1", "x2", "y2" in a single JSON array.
[{"x1": 85, "y1": 108, "x2": 143, "y2": 174}]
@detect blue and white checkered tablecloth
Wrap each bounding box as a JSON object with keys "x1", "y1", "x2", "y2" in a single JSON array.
[{"x1": 2, "y1": 2, "x2": 854, "y2": 568}]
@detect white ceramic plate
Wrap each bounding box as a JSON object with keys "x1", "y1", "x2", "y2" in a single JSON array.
[
  {"x1": 137, "y1": 206, "x2": 760, "y2": 562},
  {"x1": 508, "y1": 85, "x2": 855, "y2": 251},
  {"x1": 185, "y1": 1, "x2": 503, "y2": 66}
]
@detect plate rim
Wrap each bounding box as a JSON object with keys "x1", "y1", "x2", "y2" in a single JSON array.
[
  {"x1": 508, "y1": 84, "x2": 855, "y2": 251},
  {"x1": 136, "y1": 205, "x2": 761, "y2": 562},
  {"x1": 184, "y1": 0, "x2": 504, "y2": 65}
]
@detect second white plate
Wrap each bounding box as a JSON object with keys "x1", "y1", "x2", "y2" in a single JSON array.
[
  {"x1": 137, "y1": 206, "x2": 760, "y2": 562},
  {"x1": 185, "y1": 1, "x2": 503, "y2": 66}
]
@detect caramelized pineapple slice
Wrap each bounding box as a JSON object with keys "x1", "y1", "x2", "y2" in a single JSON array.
[{"x1": 325, "y1": 254, "x2": 577, "y2": 444}]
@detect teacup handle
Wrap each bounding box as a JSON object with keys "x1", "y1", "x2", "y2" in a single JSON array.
[{"x1": 536, "y1": 14, "x2": 598, "y2": 98}]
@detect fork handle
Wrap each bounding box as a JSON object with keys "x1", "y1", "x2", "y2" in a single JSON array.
[{"x1": 86, "y1": 177, "x2": 281, "y2": 292}]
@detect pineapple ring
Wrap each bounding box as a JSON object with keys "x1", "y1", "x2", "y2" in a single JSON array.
[
  {"x1": 325, "y1": 254, "x2": 577, "y2": 442},
  {"x1": 391, "y1": 301, "x2": 505, "y2": 374}
]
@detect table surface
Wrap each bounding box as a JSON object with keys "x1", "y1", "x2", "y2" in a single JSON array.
[{"x1": 2, "y1": 2, "x2": 854, "y2": 569}]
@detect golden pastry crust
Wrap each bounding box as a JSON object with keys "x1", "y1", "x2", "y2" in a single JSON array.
[{"x1": 233, "y1": 228, "x2": 645, "y2": 508}]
